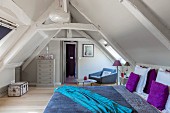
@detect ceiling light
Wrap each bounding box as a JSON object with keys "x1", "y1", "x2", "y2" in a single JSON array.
[{"x1": 49, "y1": 10, "x2": 70, "y2": 23}]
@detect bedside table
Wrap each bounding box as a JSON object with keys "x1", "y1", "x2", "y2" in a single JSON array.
[{"x1": 119, "y1": 77, "x2": 128, "y2": 85}]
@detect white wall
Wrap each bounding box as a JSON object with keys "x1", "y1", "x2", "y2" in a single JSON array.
[
  {"x1": 0, "y1": 68, "x2": 15, "y2": 88},
  {"x1": 78, "y1": 41, "x2": 114, "y2": 79},
  {"x1": 22, "y1": 40, "x2": 114, "y2": 84},
  {"x1": 22, "y1": 58, "x2": 37, "y2": 84},
  {"x1": 22, "y1": 41, "x2": 61, "y2": 84}
]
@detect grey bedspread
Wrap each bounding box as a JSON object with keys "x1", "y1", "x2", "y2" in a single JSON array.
[{"x1": 44, "y1": 86, "x2": 160, "y2": 113}]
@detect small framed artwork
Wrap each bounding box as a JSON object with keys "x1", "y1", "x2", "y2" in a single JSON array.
[{"x1": 82, "y1": 44, "x2": 94, "y2": 57}]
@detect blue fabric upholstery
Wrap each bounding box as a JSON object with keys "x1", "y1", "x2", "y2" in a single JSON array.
[
  {"x1": 103, "y1": 68, "x2": 116, "y2": 73},
  {"x1": 89, "y1": 68, "x2": 117, "y2": 84}
]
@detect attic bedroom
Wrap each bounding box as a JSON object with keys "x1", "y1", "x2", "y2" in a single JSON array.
[{"x1": 0, "y1": 0, "x2": 170, "y2": 113}]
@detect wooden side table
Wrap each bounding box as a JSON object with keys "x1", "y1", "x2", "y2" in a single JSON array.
[{"x1": 119, "y1": 77, "x2": 128, "y2": 85}]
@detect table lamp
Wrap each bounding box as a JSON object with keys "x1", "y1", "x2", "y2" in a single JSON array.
[
  {"x1": 124, "y1": 62, "x2": 130, "y2": 77},
  {"x1": 113, "y1": 60, "x2": 122, "y2": 85}
]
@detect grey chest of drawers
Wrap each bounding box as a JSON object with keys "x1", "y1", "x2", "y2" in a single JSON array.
[{"x1": 36, "y1": 59, "x2": 55, "y2": 87}]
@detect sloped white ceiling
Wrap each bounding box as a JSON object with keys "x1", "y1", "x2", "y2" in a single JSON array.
[
  {"x1": 143, "y1": 0, "x2": 170, "y2": 29},
  {"x1": 0, "y1": 6, "x2": 17, "y2": 19},
  {"x1": 10, "y1": 32, "x2": 45, "y2": 63},
  {"x1": 71, "y1": 0, "x2": 170, "y2": 66},
  {"x1": 13, "y1": 0, "x2": 54, "y2": 21},
  {"x1": 69, "y1": 4, "x2": 90, "y2": 24}
]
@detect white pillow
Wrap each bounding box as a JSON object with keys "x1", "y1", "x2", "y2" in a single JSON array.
[
  {"x1": 156, "y1": 69, "x2": 170, "y2": 86},
  {"x1": 134, "y1": 65, "x2": 151, "y2": 93},
  {"x1": 165, "y1": 95, "x2": 170, "y2": 113},
  {"x1": 156, "y1": 69, "x2": 170, "y2": 113},
  {"x1": 156, "y1": 69, "x2": 170, "y2": 112},
  {"x1": 101, "y1": 71, "x2": 111, "y2": 77}
]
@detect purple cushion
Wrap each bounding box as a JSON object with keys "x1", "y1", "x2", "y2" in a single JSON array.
[
  {"x1": 126, "y1": 72, "x2": 140, "y2": 92},
  {"x1": 144, "y1": 69, "x2": 157, "y2": 94},
  {"x1": 147, "y1": 81, "x2": 169, "y2": 111}
]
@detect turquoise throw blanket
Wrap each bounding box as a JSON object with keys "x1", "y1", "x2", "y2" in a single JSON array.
[{"x1": 55, "y1": 86, "x2": 132, "y2": 113}]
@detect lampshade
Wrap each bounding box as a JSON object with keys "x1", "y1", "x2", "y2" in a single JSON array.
[
  {"x1": 124, "y1": 62, "x2": 130, "y2": 66},
  {"x1": 113, "y1": 60, "x2": 122, "y2": 66}
]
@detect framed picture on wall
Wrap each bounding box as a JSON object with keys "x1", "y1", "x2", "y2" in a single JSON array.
[{"x1": 82, "y1": 44, "x2": 94, "y2": 57}]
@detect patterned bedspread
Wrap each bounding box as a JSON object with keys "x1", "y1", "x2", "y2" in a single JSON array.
[{"x1": 44, "y1": 86, "x2": 160, "y2": 113}]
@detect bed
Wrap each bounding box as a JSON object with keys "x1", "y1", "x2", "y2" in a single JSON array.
[{"x1": 44, "y1": 85, "x2": 160, "y2": 113}]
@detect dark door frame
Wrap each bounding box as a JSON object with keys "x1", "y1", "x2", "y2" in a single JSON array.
[{"x1": 62, "y1": 41, "x2": 78, "y2": 83}]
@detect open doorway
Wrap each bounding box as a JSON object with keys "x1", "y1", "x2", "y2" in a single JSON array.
[{"x1": 63, "y1": 41, "x2": 78, "y2": 83}]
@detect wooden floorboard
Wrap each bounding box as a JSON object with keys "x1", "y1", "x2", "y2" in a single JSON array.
[
  {"x1": 0, "y1": 84, "x2": 115, "y2": 113},
  {"x1": 0, "y1": 87, "x2": 54, "y2": 113}
]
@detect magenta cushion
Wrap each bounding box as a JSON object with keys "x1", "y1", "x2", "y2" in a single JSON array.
[
  {"x1": 144, "y1": 69, "x2": 157, "y2": 94},
  {"x1": 126, "y1": 72, "x2": 140, "y2": 92},
  {"x1": 147, "y1": 81, "x2": 169, "y2": 111}
]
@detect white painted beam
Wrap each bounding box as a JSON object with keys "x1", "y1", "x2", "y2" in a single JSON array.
[
  {"x1": 22, "y1": 30, "x2": 61, "y2": 70},
  {"x1": 52, "y1": 37, "x2": 89, "y2": 41},
  {"x1": 67, "y1": 29, "x2": 73, "y2": 38},
  {"x1": 70, "y1": 0, "x2": 92, "y2": 23},
  {"x1": 76, "y1": 30, "x2": 115, "y2": 63},
  {"x1": 0, "y1": 0, "x2": 32, "y2": 25},
  {"x1": 0, "y1": 1, "x2": 61, "y2": 71},
  {"x1": 70, "y1": 0, "x2": 136, "y2": 67},
  {"x1": 0, "y1": 26, "x2": 29, "y2": 61},
  {"x1": 120, "y1": 0, "x2": 170, "y2": 50},
  {"x1": 36, "y1": 23, "x2": 98, "y2": 31},
  {"x1": 38, "y1": 31, "x2": 48, "y2": 39},
  {"x1": 63, "y1": 0, "x2": 68, "y2": 12},
  {"x1": 0, "y1": 9, "x2": 22, "y2": 25},
  {"x1": 3, "y1": 25, "x2": 37, "y2": 65}
]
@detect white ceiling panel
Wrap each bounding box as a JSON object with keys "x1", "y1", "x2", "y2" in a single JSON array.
[
  {"x1": 143, "y1": 0, "x2": 170, "y2": 29},
  {"x1": 13, "y1": 0, "x2": 54, "y2": 21}
]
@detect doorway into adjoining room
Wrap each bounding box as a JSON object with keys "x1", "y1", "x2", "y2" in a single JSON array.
[{"x1": 63, "y1": 41, "x2": 78, "y2": 84}]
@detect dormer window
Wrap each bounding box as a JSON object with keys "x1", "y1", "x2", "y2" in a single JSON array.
[
  {"x1": 0, "y1": 25, "x2": 12, "y2": 40},
  {"x1": 0, "y1": 17, "x2": 17, "y2": 40},
  {"x1": 99, "y1": 39, "x2": 126, "y2": 64}
]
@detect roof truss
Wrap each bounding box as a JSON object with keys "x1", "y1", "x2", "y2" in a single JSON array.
[{"x1": 0, "y1": 1, "x2": 59, "y2": 70}]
